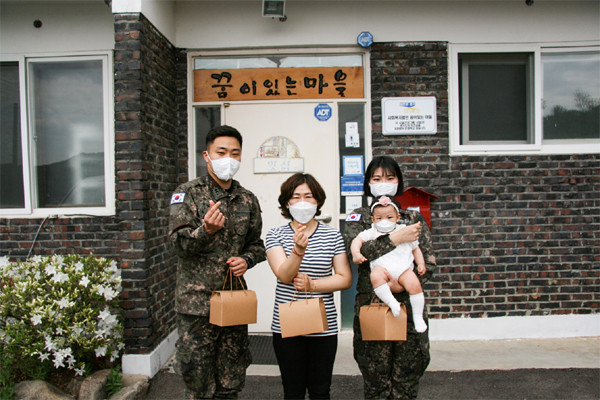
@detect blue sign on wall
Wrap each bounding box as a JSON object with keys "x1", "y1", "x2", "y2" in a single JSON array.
[
  {"x1": 340, "y1": 175, "x2": 364, "y2": 196},
  {"x1": 314, "y1": 103, "x2": 332, "y2": 121}
]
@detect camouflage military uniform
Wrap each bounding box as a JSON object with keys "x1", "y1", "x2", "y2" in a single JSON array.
[
  {"x1": 169, "y1": 175, "x2": 266, "y2": 399},
  {"x1": 343, "y1": 200, "x2": 436, "y2": 400}
]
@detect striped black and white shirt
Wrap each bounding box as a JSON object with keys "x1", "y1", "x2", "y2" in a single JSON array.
[{"x1": 265, "y1": 222, "x2": 346, "y2": 336}]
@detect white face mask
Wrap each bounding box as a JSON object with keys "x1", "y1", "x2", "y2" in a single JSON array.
[
  {"x1": 374, "y1": 220, "x2": 397, "y2": 233},
  {"x1": 288, "y1": 201, "x2": 318, "y2": 224},
  {"x1": 369, "y1": 182, "x2": 398, "y2": 197},
  {"x1": 206, "y1": 154, "x2": 241, "y2": 182}
]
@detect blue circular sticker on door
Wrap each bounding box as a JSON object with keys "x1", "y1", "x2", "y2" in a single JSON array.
[{"x1": 314, "y1": 103, "x2": 332, "y2": 121}]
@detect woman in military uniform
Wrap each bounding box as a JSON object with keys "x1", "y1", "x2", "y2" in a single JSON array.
[{"x1": 342, "y1": 156, "x2": 437, "y2": 399}]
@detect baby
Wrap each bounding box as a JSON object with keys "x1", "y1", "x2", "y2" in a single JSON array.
[{"x1": 350, "y1": 195, "x2": 427, "y2": 332}]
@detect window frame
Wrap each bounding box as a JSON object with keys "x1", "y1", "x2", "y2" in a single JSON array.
[
  {"x1": 0, "y1": 52, "x2": 115, "y2": 217},
  {"x1": 450, "y1": 43, "x2": 600, "y2": 155},
  {"x1": 459, "y1": 52, "x2": 535, "y2": 146}
]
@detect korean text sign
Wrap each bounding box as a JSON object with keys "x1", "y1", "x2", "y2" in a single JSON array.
[
  {"x1": 194, "y1": 67, "x2": 364, "y2": 101},
  {"x1": 382, "y1": 97, "x2": 437, "y2": 135}
]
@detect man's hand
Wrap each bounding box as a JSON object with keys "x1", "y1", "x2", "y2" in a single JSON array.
[
  {"x1": 227, "y1": 257, "x2": 248, "y2": 277},
  {"x1": 203, "y1": 200, "x2": 224, "y2": 235}
]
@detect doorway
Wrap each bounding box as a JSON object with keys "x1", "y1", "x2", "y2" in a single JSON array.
[{"x1": 224, "y1": 102, "x2": 340, "y2": 332}]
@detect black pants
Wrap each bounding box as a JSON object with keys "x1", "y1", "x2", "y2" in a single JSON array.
[{"x1": 272, "y1": 333, "x2": 338, "y2": 400}]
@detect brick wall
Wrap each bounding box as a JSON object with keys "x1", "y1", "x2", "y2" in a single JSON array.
[
  {"x1": 370, "y1": 42, "x2": 600, "y2": 319},
  {"x1": 2, "y1": 34, "x2": 596, "y2": 362},
  {"x1": 114, "y1": 13, "x2": 180, "y2": 353},
  {"x1": 1, "y1": 13, "x2": 182, "y2": 356},
  {"x1": 0, "y1": 217, "x2": 120, "y2": 259}
]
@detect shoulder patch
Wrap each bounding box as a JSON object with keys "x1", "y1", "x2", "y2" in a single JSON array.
[
  {"x1": 170, "y1": 193, "x2": 185, "y2": 204},
  {"x1": 345, "y1": 213, "x2": 362, "y2": 222}
]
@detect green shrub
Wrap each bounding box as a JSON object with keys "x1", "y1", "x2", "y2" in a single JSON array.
[{"x1": 0, "y1": 254, "x2": 124, "y2": 391}]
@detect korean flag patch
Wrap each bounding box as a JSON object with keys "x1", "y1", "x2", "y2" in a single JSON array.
[
  {"x1": 345, "y1": 213, "x2": 362, "y2": 222},
  {"x1": 170, "y1": 193, "x2": 185, "y2": 204}
]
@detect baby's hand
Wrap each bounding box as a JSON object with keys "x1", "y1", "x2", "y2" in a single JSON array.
[
  {"x1": 417, "y1": 264, "x2": 426, "y2": 276},
  {"x1": 352, "y1": 253, "x2": 367, "y2": 265}
]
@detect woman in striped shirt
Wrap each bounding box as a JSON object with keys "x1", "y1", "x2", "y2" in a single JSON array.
[{"x1": 266, "y1": 173, "x2": 352, "y2": 399}]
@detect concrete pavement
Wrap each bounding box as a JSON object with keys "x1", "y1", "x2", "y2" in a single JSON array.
[
  {"x1": 247, "y1": 334, "x2": 600, "y2": 375},
  {"x1": 145, "y1": 335, "x2": 600, "y2": 399}
]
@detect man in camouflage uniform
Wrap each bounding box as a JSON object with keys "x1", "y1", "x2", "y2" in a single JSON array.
[
  {"x1": 169, "y1": 125, "x2": 266, "y2": 399},
  {"x1": 342, "y1": 157, "x2": 437, "y2": 400}
]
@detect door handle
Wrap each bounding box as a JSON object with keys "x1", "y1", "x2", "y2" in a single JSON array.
[{"x1": 315, "y1": 214, "x2": 332, "y2": 223}]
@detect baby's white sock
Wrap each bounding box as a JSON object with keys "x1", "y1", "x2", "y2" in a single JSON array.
[
  {"x1": 374, "y1": 284, "x2": 401, "y2": 317},
  {"x1": 410, "y1": 293, "x2": 428, "y2": 333}
]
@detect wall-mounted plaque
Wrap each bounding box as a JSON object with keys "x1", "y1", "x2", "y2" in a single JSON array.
[
  {"x1": 382, "y1": 97, "x2": 437, "y2": 135},
  {"x1": 254, "y1": 136, "x2": 304, "y2": 174}
]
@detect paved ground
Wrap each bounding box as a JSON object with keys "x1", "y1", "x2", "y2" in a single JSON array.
[
  {"x1": 145, "y1": 336, "x2": 600, "y2": 399},
  {"x1": 147, "y1": 369, "x2": 599, "y2": 399}
]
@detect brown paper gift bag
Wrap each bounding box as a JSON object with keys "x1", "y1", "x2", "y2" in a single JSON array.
[
  {"x1": 209, "y1": 269, "x2": 257, "y2": 327},
  {"x1": 359, "y1": 300, "x2": 407, "y2": 341},
  {"x1": 278, "y1": 292, "x2": 329, "y2": 338}
]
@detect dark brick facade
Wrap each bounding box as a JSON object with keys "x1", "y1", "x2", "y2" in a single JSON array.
[
  {"x1": 0, "y1": 216, "x2": 120, "y2": 259},
  {"x1": 370, "y1": 42, "x2": 600, "y2": 319},
  {"x1": 1, "y1": 35, "x2": 597, "y2": 360},
  {"x1": 113, "y1": 13, "x2": 181, "y2": 353},
  {"x1": 0, "y1": 13, "x2": 183, "y2": 356}
]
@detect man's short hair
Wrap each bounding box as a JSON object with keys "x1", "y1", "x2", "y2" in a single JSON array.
[{"x1": 205, "y1": 125, "x2": 243, "y2": 148}]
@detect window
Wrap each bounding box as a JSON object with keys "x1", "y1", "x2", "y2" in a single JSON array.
[
  {"x1": 450, "y1": 45, "x2": 600, "y2": 155},
  {"x1": 542, "y1": 51, "x2": 600, "y2": 140},
  {"x1": 459, "y1": 53, "x2": 533, "y2": 145},
  {"x1": 0, "y1": 62, "x2": 24, "y2": 209},
  {"x1": 193, "y1": 54, "x2": 363, "y2": 70},
  {"x1": 194, "y1": 106, "x2": 221, "y2": 177},
  {"x1": 0, "y1": 55, "x2": 114, "y2": 216}
]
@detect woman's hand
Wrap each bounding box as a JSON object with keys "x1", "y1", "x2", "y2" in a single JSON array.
[
  {"x1": 390, "y1": 222, "x2": 421, "y2": 245},
  {"x1": 293, "y1": 272, "x2": 312, "y2": 292},
  {"x1": 293, "y1": 224, "x2": 309, "y2": 253},
  {"x1": 266, "y1": 224, "x2": 309, "y2": 285}
]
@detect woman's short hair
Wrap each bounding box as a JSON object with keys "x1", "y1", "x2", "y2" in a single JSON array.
[
  {"x1": 278, "y1": 173, "x2": 326, "y2": 220},
  {"x1": 363, "y1": 156, "x2": 404, "y2": 197}
]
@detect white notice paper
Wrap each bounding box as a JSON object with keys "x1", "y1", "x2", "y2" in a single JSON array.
[
  {"x1": 345, "y1": 122, "x2": 360, "y2": 148},
  {"x1": 345, "y1": 196, "x2": 363, "y2": 214}
]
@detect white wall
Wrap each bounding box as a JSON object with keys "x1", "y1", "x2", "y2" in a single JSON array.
[
  {"x1": 0, "y1": 3, "x2": 114, "y2": 55},
  {"x1": 173, "y1": 1, "x2": 600, "y2": 49},
  {"x1": 4, "y1": 1, "x2": 597, "y2": 56},
  {"x1": 430, "y1": 313, "x2": 600, "y2": 341}
]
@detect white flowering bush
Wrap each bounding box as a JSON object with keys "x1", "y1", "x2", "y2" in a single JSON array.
[{"x1": 0, "y1": 254, "x2": 124, "y2": 385}]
